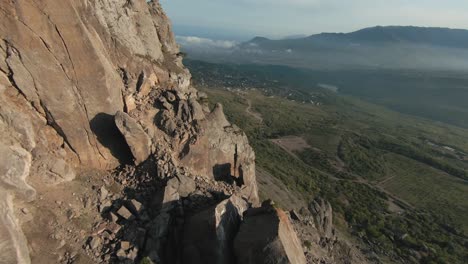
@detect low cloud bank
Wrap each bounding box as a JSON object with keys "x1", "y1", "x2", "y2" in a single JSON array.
[{"x1": 176, "y1": 36, "x2": 238, "y2": 49}]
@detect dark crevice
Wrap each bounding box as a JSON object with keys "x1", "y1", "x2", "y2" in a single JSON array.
[{"x1": 90, "y1": 113, "x2": 133, "y2": 165}]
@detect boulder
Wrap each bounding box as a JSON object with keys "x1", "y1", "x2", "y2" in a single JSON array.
[
  {"x1": 234, "y1": 203, "x2": 307, "y2": 264},
  {"x1": 115, "y1": 111, "x2": 152, "y2": 165},
  {"x1": 183, "y1": 195, "x2": 249, "y2": 264},
  {"x1": 117, "y1": 206, "x2": 133, "y2": 220}
]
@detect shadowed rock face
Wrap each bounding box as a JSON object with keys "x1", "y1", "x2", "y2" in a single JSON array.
[
  {"x1": 234, "y1": 202, "x2": 307, "y2": 264},
  {"x1": 0, "y1": 0, "x2": 263, "y2": 263},
  {"x1": 183, "y1": 195, "x2": 249, "y2": 264}
]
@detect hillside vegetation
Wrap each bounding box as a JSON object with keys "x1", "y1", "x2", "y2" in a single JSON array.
[{"x1": 200, "y1": 82, "x2": 468, "y2": 263}]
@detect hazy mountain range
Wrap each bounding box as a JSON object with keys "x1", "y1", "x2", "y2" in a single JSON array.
[{"x1": 180, "y1": 26, "x2": 468, "y2": 70}]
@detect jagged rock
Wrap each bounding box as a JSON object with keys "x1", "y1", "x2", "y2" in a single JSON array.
[
  {"x1": 177, "y1": 100, "x2": 191, "y2": 122},
  {"x1": 208, "y1": 103, "x2": 231, "y2": 128},
  {"x1": 183, "y1": 195, "x2": 249, "y2": 264},
  {"x1": 189, "y1": 98, "x2": 205, "y2": 121},
  {"x1": 309, "y1": 198, "x2": 335, "y2": 240},
  {"x1": 180, "y1": 111, "x2": 259, "y2": 205},
  {"x1": 138, "y1": 73, "x2": 159, "y2": 97},
  {"x1": 124, "y1": 95, "x2": 137, "y2": 112},
  {"x1": 234, "y1": 203, "x2": 307, "y2": 264},
  {"x1": 290, "y1": 210, "x2": 302, "y2": 221},
  {"x1": 115, "y1": 111, "x2": 152, "y2": 165}
]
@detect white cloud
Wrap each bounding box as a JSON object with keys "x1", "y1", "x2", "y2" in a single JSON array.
[{"x1": 176, "y1": 36, "x2": 238, "y2": 49}]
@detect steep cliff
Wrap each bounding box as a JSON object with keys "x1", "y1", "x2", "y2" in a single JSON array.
[{"x1": 0, "y1": 1, "x2": 366, "y2": 264}]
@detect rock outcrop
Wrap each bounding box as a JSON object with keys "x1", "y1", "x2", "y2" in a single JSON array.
[
  {"x1": 115, "y1": 111, "x2": 152, "y2": 165},
  {"x1": 234, "y1": 201, "x2": 307, "y2": 264},
  {"x1": 291, "y1": 198, "x2": 369, "y2": 264},
  {"x1": 183, "y1": 195, "x2": 249, "y2": 264},
  {"x1": 0, "y1": 1, "x2": 325, "y2": 263}
]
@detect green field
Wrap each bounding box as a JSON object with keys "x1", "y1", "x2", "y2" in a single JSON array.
[{"x1": 203, "y1": 86, "x2": 468, "y2": 263}]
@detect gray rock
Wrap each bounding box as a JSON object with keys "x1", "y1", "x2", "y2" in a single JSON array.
[
  {"x1": 115, "y1": 111, "x2": 152, "y2": 165},
  {"x1": 309, "y1": 198, "x2": 335, "y2": 240}
]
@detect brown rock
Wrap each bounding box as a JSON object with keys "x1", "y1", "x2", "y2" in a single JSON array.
[
  {"x1": 124, "y1": 95, "x2": 137, "y2": 112},
  {"x1": 117, "y1": 206, "x2": 133, "y2": 220},
  {"x1": 138, "y1": 73, "x2": 159, "y2": 97},
  {"x1": 234, "y1": 204, "x2": 307, "y2": 264},
  {"x1": 89, "y1": 236, "x2": 101, "y2": 250},
  {"x1": 127, "y1": 199, "x2": 143, "y2": 215},
  {"x1": 120, "y1": 241, "x2": 130, "y2": 251},
  {"x1": 115, "y1": 111, "x2": 152, "y2": 165},
  {"x1": 183, "y1": 195, "x2": 249, "y2": 264},
  {"x1": 189, "y1": 98, "x2": 205, "y2": 121}
]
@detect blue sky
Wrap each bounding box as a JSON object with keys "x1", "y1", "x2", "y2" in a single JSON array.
[{"x1": 160, "y1": 0, "x2": 468, "y2": 40}]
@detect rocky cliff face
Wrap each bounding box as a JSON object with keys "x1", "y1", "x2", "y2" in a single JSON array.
[{"x1": 0, "y1": 1, "x2": 364, "y2": 264}]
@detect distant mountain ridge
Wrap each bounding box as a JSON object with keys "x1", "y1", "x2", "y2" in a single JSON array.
[{"x1": 246, "y1": 26, "x2": 468, "y2": 49}]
